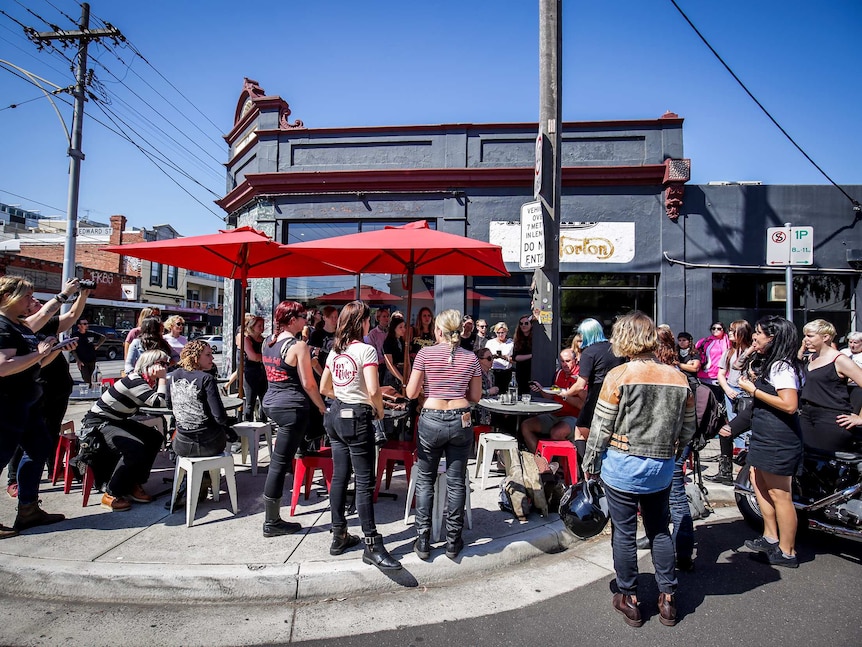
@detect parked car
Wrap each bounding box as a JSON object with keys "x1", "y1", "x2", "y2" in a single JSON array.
[
  {"x1": 196, "y1": 334, "x2": 223, "y2": 353},
  {"x1": 81, "y1": 324, "x2": 124, "y2": 361}
]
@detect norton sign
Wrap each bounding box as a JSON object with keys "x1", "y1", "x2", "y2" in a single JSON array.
[{"x1": 490, "y1": 221, "x2": 635, "y2": 264}]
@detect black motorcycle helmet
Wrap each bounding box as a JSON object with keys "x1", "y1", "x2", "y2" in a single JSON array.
[{"x1": 559, "y1": 479, "x2": 609, "y2": 539}]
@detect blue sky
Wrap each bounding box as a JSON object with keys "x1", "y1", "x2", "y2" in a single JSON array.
[{"x1": 1, "y1": 0, "x2": 860, "y2": 236}]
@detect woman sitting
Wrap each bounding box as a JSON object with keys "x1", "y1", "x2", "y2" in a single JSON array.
[
  {"x1": 82, "y1": 350, "x2": 169, "y2": 511},
  {"x1": 168, "y1": 340, "x2": 235, "y2": 459}
]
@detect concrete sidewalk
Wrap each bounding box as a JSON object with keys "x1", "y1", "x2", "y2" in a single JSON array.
[{"x1": 0, "y1": 397, "x2": 738, "y2": 604}]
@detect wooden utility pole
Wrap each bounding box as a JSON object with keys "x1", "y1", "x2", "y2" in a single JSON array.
[{"x1": 28, "y1": 3, "x2": 121, "y2": 286}]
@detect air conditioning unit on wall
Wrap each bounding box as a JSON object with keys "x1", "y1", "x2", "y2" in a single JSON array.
[{"x1": 767, "y1": 282, "x2": 787, "y2": 303}]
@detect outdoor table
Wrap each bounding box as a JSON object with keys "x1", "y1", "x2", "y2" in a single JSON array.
[
  {"x1": 478, "y1": 397, "x2": 562, "y2": 440},
  {"x1": 68, "y1": 386, "x2": 103, "y2": 401}
]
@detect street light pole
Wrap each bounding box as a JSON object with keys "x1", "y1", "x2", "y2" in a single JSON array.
[{"x1": 532, "y1": 0, "x2": 562, "y2": 384}]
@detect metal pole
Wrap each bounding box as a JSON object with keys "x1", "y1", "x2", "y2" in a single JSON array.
[
  {"x1": 532, "y1": 0, "x2": 562, "y2": 385},
  {"x1": 784, "y1": 222, "x2": 793, "y2": 322}
]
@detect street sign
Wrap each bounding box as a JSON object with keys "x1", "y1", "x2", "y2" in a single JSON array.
[
  {"x1": 534, "y1": 133, "x2": 543, "y2": 199},
  {"x1": 766, "y1": 226, "x2": 813, "y2": 266},
  {"x1": 519, "y1": 201, "x2": 544, "y2": 269}
]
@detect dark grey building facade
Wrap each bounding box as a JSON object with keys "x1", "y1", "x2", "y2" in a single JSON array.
[{"x1": 218, "y1": 79, "x2": 861, "y2": 357}]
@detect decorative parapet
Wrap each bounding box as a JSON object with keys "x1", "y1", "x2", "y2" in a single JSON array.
[{"x1": 663, "y1": 158, "x2": 691, "y2": 221}]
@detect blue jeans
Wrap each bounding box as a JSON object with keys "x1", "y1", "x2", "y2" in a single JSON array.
[
  {"x1": 0, "y1": 400, "x2": 49, "y2": 504},
  {"x1": 669, "y1": 444, "x2": 694, "y2": 562},
  {"x1": 263, "y1": 405, "x2": 308, "y2": 500},
  {"x1": 415, "y1": 408, "x2": 472, "y2": 542},
  {"x1": 326, "y1": 400, "x2": 377, "y2": 535},
  {"x1": 605, "y1": 483, "x2": 677, "y2": 596}
]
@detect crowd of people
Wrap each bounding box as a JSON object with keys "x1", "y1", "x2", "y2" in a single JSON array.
[{"x1": 2, "y1": 275, "x2": 862, "y2": 611}]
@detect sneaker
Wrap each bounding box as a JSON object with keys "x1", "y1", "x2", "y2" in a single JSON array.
[
  {"x1": 101, "y1": 493, "x2": 131, "y2": 512},
  {"x1": 766, "y1": 550, "x2": 799, "y2": 568},
  {"x1": 128, "y1": 484, "x2": 153, "y2": 504},
  {"x1": 6, "y1": 483, "x2": 18, "y2": 499},
  {"x1": 744, "y1": 536, "x2": 779, "y2": 554}
]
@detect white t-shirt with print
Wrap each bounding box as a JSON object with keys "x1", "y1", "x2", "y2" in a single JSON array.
[{"x1": 325, "y1": 341, "x2": 378, "y2": 406}]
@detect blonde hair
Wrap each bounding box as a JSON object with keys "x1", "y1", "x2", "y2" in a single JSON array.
[
  {"x1": 179, "y1": 339, "x2": 210, "y2": 371},
  {"x1": 492, "y1": 321, "x2": 509, "y2": 335},
  {"x1": 245, "y1": 315, "x2": 265, "y2": 336},
  {"x1": 435, "y1": 309, "x2": 462, "y2": 364},
  {"x1": 164, "y1": 315, "x2": 184, "y2": 330},
  {"x1": 0, "y1": 275, "x2": 33, "y2": 310},
  {"x1": 134, "y1": 349, "x2": 170, "y2": 374},
  {"x1": 803, "y1": 318, "x2": 836, "y2": 341},
  {"x1": 610, "y1": 311, "x2": 657, "y2": 358}
]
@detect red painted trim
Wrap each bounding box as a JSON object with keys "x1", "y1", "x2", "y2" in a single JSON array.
[{"x1": 216, "y1": 165, "x2": 668, "y2": 213}]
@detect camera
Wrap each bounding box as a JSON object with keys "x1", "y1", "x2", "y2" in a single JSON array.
[{"x1": 79, "y1": 279, "x2": 96, "y2": 290}]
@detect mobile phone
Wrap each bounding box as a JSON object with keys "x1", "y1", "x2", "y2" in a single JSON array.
[{"x1": 50, "y1": 339, "x2": 76, "y2": 352}]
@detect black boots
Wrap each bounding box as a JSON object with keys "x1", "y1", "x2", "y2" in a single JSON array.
[
  {"x1": 262, "y1": 496, "x2": 301, "y2": 538},
  {"x1": 414, "y1": 531, "x2": 431, "y2": 560},
  {"x1": 330, "y1": 523, "x2": 361, "y2": 556},
  {"x1": 362, "y1": 534, "x2": 402, "y2": 571},
  {"x1": 14, "y1": 501, "x2": 64, "y2": 531},
  {"x1": 706, "y1": 456, "x2": 734, "y2": 485},
  {"x1": 445, "y1": 536, "x2": 464, "y2": 560}
]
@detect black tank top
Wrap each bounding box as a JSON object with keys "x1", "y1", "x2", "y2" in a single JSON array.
[
  {"x1": 801, "y1": 358, "x2": 852, "y2": 412},
  {"x1": 262, "y1": 337, "x2": 308, "y2": 409}
]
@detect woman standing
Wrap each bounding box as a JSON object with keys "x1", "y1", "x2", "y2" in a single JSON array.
[
  {"x1": 410, "y1": 306, "x2": 435, "y2": 359},
  {"x1": 512, "y1": 315, "x2": 533, "y2": 395},
  {"x1": 260, "y1": 301, "x2": 327, "y2": 538},
  {"x1": 163, "y1": 315, "x2": 187, "y2": 363},
  {"x1": 406, "y1": 310, "x2": 482, "y2": 561},
  {"x1": 566, "y1": 318, "x2": 624, "y2": 466},
  {"x1": 168, "y1": 340, "x2": 234, "y2": 459},
  {"x1": 83, "y1": 350, "x2": 169, "y2": 511},
  {"x1": 484, "y1": 322, "x2": 514, "y2": 391},
  {"x1": 696, "y1": 322, "x2": 731, "y2": 402},
  {"x1": 123, "y1": 306, "x2": 161, "y2": 360},
  {"x1": 242, "y1": 315, "x2": 268, "y2": 422},
  {"x1": 798, "y1": 319, "x2": 862, "y2": 454},
  {"x1": 319, "y1": 301, "x2": 401, "y2": 570},
  {"x1": 841, "y1": 332, "x2": 862, "y2": 413},
  {"x1": 737, "y1": 315, "x2": 804, "y2": 568},
  {"x1": 583, "y1": 312, "x2": 695, "y2": 627},
  {"x1": 0, "y1": 276, "x2": 67, "y2": 537},
  {"x1": 381, "y1": 314, "x2": 407, "y2": 389},
  {"x1": 709, "y1": 320, "x2": 754, "y2": 484}
]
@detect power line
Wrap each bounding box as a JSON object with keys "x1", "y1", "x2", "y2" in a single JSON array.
[{"x1": 669, "y1": 0, "x2": 860, "y2": 211}]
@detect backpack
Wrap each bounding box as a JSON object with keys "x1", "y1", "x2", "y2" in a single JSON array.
[{"x1": 690, "y1": 383, "x2": 727, "y2": 451}]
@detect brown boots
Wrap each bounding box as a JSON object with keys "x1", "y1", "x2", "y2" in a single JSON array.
[{"x1": 14, "y1": 501, "x2": 65, "y2": 531}]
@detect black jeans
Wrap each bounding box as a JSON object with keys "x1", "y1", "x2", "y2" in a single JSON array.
[
  {"x1": 326, "y1": 399, "x2": 377, "y2": 535},
  {"x1": 99, "y1": 418, "x2": 163, "y2": 497},
  {"x1": 604, "y1": 483, "x2": 677, "y2": 596},
  {"x1": 172, "y1": 427, "x2": 227, "y2": 458},
  {"x1": 263, "y1": 405, "x2": 308, "y2": 499},
  {"x1": 243, "y1": 362, "x2": 268, "y2": 422},
  {"x1": 415, "y1": 408, "x2": 472, "y2": 542}
]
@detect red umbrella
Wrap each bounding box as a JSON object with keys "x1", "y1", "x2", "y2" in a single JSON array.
[
  {"x1": 284, "y1": 220, "x2": 508, "y2": 380},
  {"x1": 103, "y1": 226, "x2": 350, "y2": 396},
  {"x1": 312, "y1": 285, "x2": 402, "y2": 304}
]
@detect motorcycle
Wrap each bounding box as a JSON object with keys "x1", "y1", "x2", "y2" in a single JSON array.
[{"x1": 734, "y1": 442, "x2": 862, "y2": 543}]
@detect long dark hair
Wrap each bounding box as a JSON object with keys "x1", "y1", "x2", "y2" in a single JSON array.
[
  {"x1": 140, "y1": 316, "x2": 172, "y2": 356},
  {"x1": 754, "y1": 315, "x2": 802, "y2": 384},
  {"x1": 655, "y1": 326, "x2": 676, "y2": 366},
  {"x1": 333, "y1": 300, "x2": 370, "y2": 353},
  {"x1": 725, "y1": 319, "x2": 753, "y2": 372},
  {"x1": 386, "y1": 314, "x2": 405, "y2": 344},
  {"x1": 513, "y1": 314, "x2": 533, "y2": 354}
]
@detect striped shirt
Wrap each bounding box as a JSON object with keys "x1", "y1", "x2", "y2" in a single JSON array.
[
  {"x1": 413, "y1": 343, "x2": 481, "y2": 400},
  {"x1": 87, "y1": 373, "x2": 166, "y2": 421}
]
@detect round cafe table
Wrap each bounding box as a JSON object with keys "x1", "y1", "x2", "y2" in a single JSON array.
[{"x1": 478, "y1": 397, "x2": 562, "y2": 439}]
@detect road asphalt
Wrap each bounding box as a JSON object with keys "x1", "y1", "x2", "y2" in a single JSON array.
[{"x1": 0, "y1": 388, "x2": 739, "y2": 606}]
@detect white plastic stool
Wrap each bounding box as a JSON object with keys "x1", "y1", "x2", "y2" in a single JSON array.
[
  {"x1": 404, "y1": 461, "x2": 472, "y2": 542},
  {"x1": 232, "y1": 422, "x2": 273, "y2": 476},
  {"x1": 170, "y1": 453, "x2": 238, "y2": 527},
  {"x1": 474, "y1": 432, "x2": 519, "y2": 490}
]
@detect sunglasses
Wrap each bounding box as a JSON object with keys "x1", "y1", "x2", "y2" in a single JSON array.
[
  {"x1": 519, "y1": 321, "x2": 531, "y2": 326},
  {"x1": 480, "y1": 355, "x2": 493, "y2": 361},
  {"x1": 712, "y1": 326, "x2": 724, "y2": 331}
]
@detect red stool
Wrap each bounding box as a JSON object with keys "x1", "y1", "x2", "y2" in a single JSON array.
[
  {"x1": 52, "y1": 422, "x2": 78, "y2": 494},
  {"x1": 290, "y1": 448, "x2": 333, "y2": 516},
  {"x1": 81, "y1": 466, "x2": 96, "y2": 507},
  {"x1": 374, "y1": 441, "x2": 416, "y2": 502},
  {"x1": 101, "y1": 377, "x2": 117, "y2": 389},
  {"x1": 536, "y1": 439, "x2": 579, "y2": 485}
]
